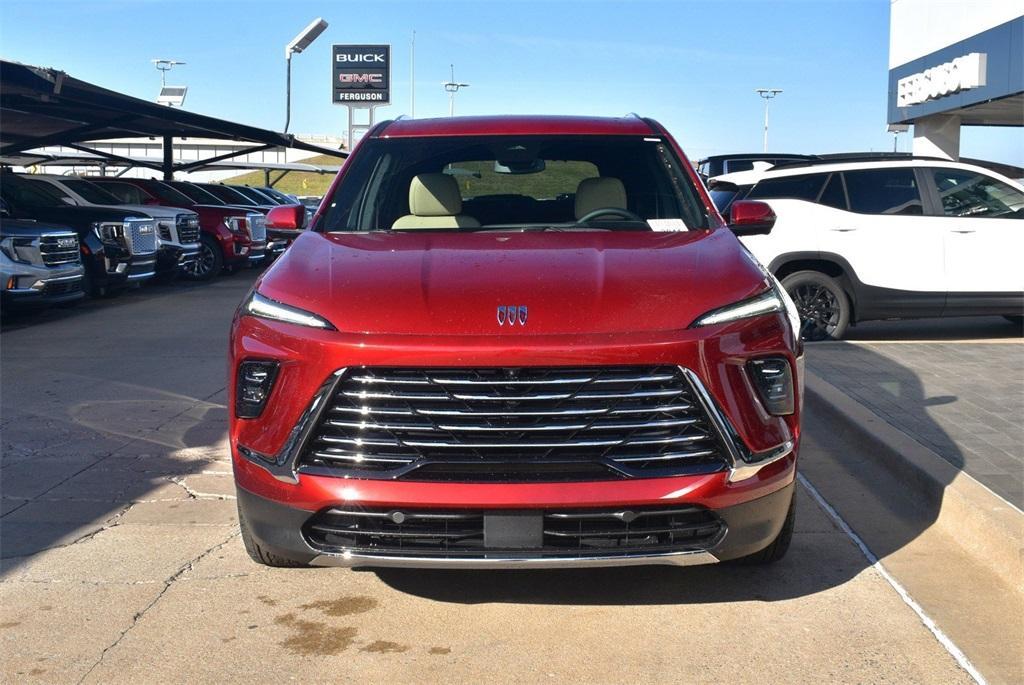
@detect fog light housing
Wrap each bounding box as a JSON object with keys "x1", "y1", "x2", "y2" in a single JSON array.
[
  {"x1": 236, "y1": 360, "x2": 280, "y2": 418},
  {"x1": 747, "y1": 357, "x2": 795, "y2": 415}
]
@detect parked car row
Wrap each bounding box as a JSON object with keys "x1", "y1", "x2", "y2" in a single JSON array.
[
  {"x1": 0, "y1": 171, "x2": 308, "y2": 309},
  {"x1": 707, "y1": 156, "x2": 1024, "y2": 339}
]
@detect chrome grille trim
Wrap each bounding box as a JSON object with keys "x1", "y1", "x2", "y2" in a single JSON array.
[
  {"x1": 125, "y1": 218, "x2": 158, "y2": 255},
  {"x1": 38, "y1": 232, "x2": 81, "y2": 266},
  {"x1": 297, "y1": 366, "x2": 730, "y2": 481},
  {"x1": 246, "y1": 212, "x2": 267, "y2": 242}
]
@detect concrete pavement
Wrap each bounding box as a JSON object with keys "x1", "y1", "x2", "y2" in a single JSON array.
[{"x1": 0, "y1": 272, "x2": 1010, "y2": 684}]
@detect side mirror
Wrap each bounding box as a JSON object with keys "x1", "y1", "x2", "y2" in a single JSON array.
[
  {"x1": 265, "y1": 204, "x2": 307, "y2": 230},
  {"x1": 728, "y1": 200, "x2": 776, "y2": 236}
]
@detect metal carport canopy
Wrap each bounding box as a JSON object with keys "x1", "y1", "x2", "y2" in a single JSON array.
[{"x1": 0, "y1": 60, "x2": 346, "y2": 179}]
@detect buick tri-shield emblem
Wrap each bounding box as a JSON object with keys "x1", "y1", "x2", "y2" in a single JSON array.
[{"x1": 497, "y1": 305, "x2": 528, "y2": 326}]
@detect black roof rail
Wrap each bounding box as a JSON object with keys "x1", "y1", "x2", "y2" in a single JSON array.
[{"x1": 768, "y1": 152, "x2": 951, "y2": 171}]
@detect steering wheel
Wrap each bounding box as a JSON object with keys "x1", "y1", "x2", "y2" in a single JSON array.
[{"x1": 576, "y1": 207, "x2": 645, "y2": 224}]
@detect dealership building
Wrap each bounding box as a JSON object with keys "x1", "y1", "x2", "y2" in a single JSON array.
[{"x1": 888, "y1": 0, "x2": 1023, "y2": 160}]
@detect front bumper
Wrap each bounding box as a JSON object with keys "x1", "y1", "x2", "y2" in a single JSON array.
[
  {"x1": 2, "y1": 273, "x2": 85, "y2": 307},
  {"x1": 236, "y1": 479, "x2": 795, "y2": 568}
]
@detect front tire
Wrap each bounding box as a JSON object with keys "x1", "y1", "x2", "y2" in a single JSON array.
[
  {"x1": 781, "y1": 271, "x2": 851, "y2": 341},
  {"x1": 238, "y1": 503, "x2": 308, "y2": 568},
  {"x1": 181, "y1": 235, "x2": 222, "y2": 281},
  {"x1": 731, "y1": 493, "x2": 795, "y2": 565}
]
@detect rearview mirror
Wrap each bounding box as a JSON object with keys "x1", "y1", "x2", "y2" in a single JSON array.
[
  {"x1": 494, "y1": 159, "x2": 545, "y2": 175},
  {"x1": 728, "y1": 200, "x2": 776, "y2": 236},
  {"x1": 265, "y1": 204, "x2": 307, "y2": 230}
]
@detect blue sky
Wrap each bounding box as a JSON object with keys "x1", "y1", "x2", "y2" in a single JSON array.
[{"x1": 1, "y1": 0, "x2": 1020, "y2": 164}]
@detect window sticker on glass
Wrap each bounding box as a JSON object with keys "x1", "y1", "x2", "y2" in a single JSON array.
[{"x1": 647, "y1": 218, "x2": 686, "y2": 231}]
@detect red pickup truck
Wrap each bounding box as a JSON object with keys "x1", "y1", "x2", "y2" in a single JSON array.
[
  {"x1": 88, "y1": 177, "x2": 266, "y2": 279},
  {"x1": 230, "y1": 114, "x2": 802, "y2": 570}
]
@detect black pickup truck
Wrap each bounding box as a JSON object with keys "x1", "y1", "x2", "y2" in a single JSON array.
[{"x1": 0, "y1": 173, "x2": 158, "y2": 297}]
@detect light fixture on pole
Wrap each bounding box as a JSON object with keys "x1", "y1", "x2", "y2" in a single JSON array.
[
  {"x1": 152, "y1": 59, "x2": 187, "y2": 107},
  {"x1": 284, "y1": 17, "x2": 328, "y2": 133},
  {"x1": 443, "y1": 64, "x2": 469, "y2": 117},
  {"x1": 887, "y1": 124, "x2": 909, "y2": 153},
  {"x1": 755, "y1": 88, "x2": 783, "y2": 153}
]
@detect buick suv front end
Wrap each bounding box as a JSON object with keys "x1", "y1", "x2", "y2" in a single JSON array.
[{"x1": 230, "y1": 115, "x2": 802, "y2": 569}]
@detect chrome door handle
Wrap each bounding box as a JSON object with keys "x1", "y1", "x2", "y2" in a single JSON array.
[
  {"x1": 830, "y1": 228, "x2": 857, "y2": 232},
  {"x1": 951, "y1": 229, "x2": 976, "y2": 234}
]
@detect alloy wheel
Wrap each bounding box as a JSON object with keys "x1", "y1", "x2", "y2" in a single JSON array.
[{"x1": 792, "y1": 283, "x2": 840, "y2": 341}]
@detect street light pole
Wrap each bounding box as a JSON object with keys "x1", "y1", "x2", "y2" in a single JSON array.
[
  {"x1": 755, "y1": 88, "x2": 783, "y2": 153},
  {"x1": 443, "y1": 64, "x2": 469, "y2": 117},
  {"x1": 284, "y1": 17, "x2": 328, "y2": 133},
  {"x1": 410, "y1": 30, "x2": 416, "y2": 118}
]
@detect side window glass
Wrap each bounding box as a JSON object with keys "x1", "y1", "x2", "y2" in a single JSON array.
[
  {"x1": 817, "y1": 173, "x2": 847, "y2": 210},
  {"x1": 746, "y1": 174, "x2": 825, "y2": 202},
  {"x1": 931, "y1": 168, "x2": 1024, "y2": 219},
  {"x1": 843, "y1": 169, "x2": 923, "y2": 215}
]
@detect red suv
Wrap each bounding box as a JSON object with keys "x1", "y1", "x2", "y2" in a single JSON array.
[
  {"x1": 231, "y1": 115, "x2": 803, "y2": 569},
  {"x1": 89, "y1": 178, "x2": 267, "y2": 279}
]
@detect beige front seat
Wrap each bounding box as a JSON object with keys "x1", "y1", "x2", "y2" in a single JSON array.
[
  {"x1": 392, "y1": 173, "x2": 481, "y2": 230},
  {"x1": 574, "y1": 177, "x2": 628, "y2": 220}
]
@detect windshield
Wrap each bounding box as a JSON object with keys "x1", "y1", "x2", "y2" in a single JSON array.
[
  {"x1": 261, "y1": 187, "x2": 294, "y2": 204},
  {"x1": 319, "y1": 135, "x2": 710, "y2": 232},
  {"x1": 234, "y1": 186, "x2": 277, "y2": 204},
  {"x1": 62, "y1": 179, "x2": 124, "y2": 205},
  {"x1": 201, "y1": 184, "x2": 256, "y2": 206},
  {"x1": 145, "y1": 181, "x2": 198, "y2": 206},
  {"x1": 166, "y1": 181, "x2": 225, "y2": 206},
  {"x1": 1, "y1": 175, "x2": 73, "y2": 209}
]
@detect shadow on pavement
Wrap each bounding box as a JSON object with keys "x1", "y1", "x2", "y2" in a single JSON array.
[{"x1": 0, "y1": 272, "x2": 255, "y2": 574}]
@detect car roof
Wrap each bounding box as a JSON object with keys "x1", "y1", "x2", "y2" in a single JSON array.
[
  {"x1": 376, "y1": 114, "x2": 659, "y2": 138},
  {"x1": 711, "y1": 158, "x2": 1024, "y2": 187}
]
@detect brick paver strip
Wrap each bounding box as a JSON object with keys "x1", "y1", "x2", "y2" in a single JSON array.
[{"x1": 806, "y1": 342, "x2": 1024, "y2": 508}]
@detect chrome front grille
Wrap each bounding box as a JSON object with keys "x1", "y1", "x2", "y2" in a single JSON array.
[
  {"x1": 299, "y1": 366, "x2": 729, "y2": 482},
  {"x1": 303, "y1": 505, "x2": 725, "y2": 559},
  {"x1": 176, "y1": 214, "x2": 200, "y2": 244},
  {"x1": 247, "y1": 213, "x2": 266, "y2": 242},
  {"x1": 38, "y1": 232, "x2": 81, "y2": 266},
  {"x1": 126, "y1": 219, "x2": 157, "y2": 255}
]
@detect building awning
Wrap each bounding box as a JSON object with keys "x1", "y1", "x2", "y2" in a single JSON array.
[{"x1": 0, "y1": 60, "x2": 346, "y2": 176}]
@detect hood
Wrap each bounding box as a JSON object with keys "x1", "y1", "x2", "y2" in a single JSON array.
[
  {"x1": 108, "y1": 204, "x2": 194, "y2": 221},
  {"x1": 0, "y1": 217, "x2": 76, "y2": 237},
  {"x1": 6, "y1": 205, "x2": 149, "y2": 231},
  {"x1": 259, "y1": 229, "x2": 767, "y2": 336}
]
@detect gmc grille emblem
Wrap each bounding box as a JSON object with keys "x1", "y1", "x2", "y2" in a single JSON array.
[
  {"x1": 56, "y1": 238, "x2": 77, "y2": 248},
  {"x1": 497, "y1": 305, "x2": 528, "y2": 326}
]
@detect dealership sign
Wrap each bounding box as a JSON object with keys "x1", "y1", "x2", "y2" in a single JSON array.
[
  {"x1": 896, "y1": 52, "x2": 987, "y2": 107},
  {"x1": 332, "y1": 44, "x2": 390, "y2": 105}
]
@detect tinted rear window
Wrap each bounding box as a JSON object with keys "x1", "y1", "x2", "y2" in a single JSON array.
[
  {"x1": 843, "y1": 169, "x2": 923, "y2": 215},
  {"x1": 746, "y1": 174, "x2": 826, "y2": 202}
]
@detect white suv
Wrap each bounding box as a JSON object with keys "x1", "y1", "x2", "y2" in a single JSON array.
[{"x1": 710, "y1": 158, "x2": 1024, "y2": 339}]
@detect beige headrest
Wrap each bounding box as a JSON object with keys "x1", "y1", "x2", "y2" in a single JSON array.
[
  {"x1": 575, "y1": 177, "x2": 627, "y2": 220},
  {"x1": 409, "y1": 173, "x2": 463, "y2": 217}
]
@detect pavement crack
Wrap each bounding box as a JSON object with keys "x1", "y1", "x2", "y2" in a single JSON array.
[{"x1": 75, "y1": 529, "x2": 240, "y2": 684}]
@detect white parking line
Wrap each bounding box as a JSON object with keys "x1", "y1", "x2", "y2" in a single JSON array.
[
  {"x1": 797, "y1": 472, "x2": 987, "y2": 685},
  {"x1": 838, "y1": 339, "x2": 1022, "y2": 345}
]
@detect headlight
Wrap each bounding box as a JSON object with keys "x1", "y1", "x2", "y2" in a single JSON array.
[
  {"x1": 92, "y1": 221, "x2": 124, "y2": 242},
  {"x1": 691, "y1": 288, "x2": 784, "y2": 327},
  {"x1": 242, "y1": 291, "x2": 336, "y2": 330},
  {"x1": 0, "y1": 236, "x2": 35, "y2": 264}
]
